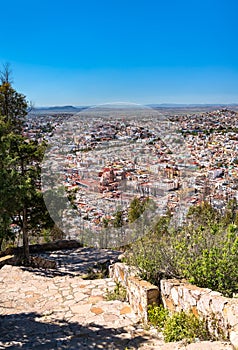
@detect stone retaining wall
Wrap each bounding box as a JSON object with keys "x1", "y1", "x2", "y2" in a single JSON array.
[
  {"x1": 0, "y1": 240, "x2": 82, "y2": 269},
  {"x1": 160, "y1": 279, "x2": 238, "y2": 349},
  {"x1": 110, "y1": 263, "x2": 238, "y2": 349},
  {"x1": 109, "y1": 263, "x2": 159, "y2": 322},
  {"x1": 28, "y1": 256, "x2": 57, "y2": 269},
  {"x1": 0, "y1": 240, "x2": 83, "y2": 258},
  {"x1": 0, "y1": 255, "x2": 14, "y2": 268}
]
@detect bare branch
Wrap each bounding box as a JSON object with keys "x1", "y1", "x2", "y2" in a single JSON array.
[
  {"x1": 0, "y1": 62, "x2": 13, "y2": 84},
  {"x1": 27, "y1": 100, "x2": 35, "y2": 113}
]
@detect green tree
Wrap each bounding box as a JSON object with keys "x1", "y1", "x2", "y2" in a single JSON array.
[
  {"x1": 0, "y1": 63, "x2": 28, "y2": 131},
  {"x1": 0, "y1": 117, "x2": 17, "y2": 248},
  {"x1": 113, "y1": 210, "x2": 123, "y2": 228},
  {"x1": 128, "y1": 197, "x2": 150, "y2": 223},
  {"x1": 0, "y1": 65, "x2": 53, "y2": 259},
  {"x1": 8, "y1": 134, "x2": 54, "y2": 258}
]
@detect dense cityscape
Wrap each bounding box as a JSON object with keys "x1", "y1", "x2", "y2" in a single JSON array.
[
  {"x1": 1, "y1": 0, "x2": 238, "y2": 347},
  {"x1": 23, "y1": 107, "x2": 238, "y2": 244}
]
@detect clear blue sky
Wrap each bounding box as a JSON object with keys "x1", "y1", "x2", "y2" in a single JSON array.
[{"x1": 1, "y1": 0, "x2": 238, "y2": 106}]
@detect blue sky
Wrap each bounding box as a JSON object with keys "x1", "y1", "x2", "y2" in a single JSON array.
[{"x1": 1, "y1": 0, "x2": 238, "y2": 106}]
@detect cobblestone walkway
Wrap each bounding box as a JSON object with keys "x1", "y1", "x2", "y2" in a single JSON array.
[
  {"x1": 34, "y1": 247, "x2": 122, "y2": 276},
  {"x1": 0, "y1": 249, "x2": 234, "y2": 349},
  {"x1": 0, "y1": 264, "x2": 166, "y2": 349}
]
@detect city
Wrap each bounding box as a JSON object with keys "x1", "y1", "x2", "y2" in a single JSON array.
[{"x1": 23, "y1": 106, "x2": 238, "y2": 245}]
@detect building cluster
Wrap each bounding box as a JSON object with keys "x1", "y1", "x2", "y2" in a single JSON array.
[
  {"x1": 26, "y1": 109, "x2": 238, "y2": 237},
  {"x1": 170, "y1": 109, "x2": 238, "y2": 209}
]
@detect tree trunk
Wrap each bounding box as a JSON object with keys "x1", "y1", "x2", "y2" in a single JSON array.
[
  {"x1": 22, "y1": 207, "x2": 29, "y2": 262},
  {"x1": 20, "y1": 155, "x2": 29, "y2": 263}
]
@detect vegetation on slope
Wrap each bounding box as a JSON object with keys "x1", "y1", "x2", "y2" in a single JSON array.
[{"x1": 125, "y1": 200, "x2": 238, "y2": 297}]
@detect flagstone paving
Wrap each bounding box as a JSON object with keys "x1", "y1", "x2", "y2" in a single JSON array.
[
  {"x1": 0, "y1": 264, "x2": 165, "y2": 349},
  {"x1": 0, "y1": 249, "x2": 234, "y2": 349},
  {"x1": 35, "y1": 247, "x2": 122, "y2": 276}
]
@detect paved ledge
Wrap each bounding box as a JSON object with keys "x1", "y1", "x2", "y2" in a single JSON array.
[
  {"x1": 0, "y1": 252, "x2": 235, "y2": 349},
  {"x1": 0, "y1": 254, "x2": 14, "y2": 262}
]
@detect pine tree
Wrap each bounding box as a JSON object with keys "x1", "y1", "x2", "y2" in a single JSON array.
[{"x1": 0, "y1": 65, "x2": 53, "y2": 259}]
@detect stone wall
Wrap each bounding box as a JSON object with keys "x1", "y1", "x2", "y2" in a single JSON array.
[
  {"x1": 109, "y1": 262, "x2": 159, "y2": 322},
  {"x1": 0, "y1": 240, "x2": 83, "y2": 259},
  {"x1": 160, "y1": 279, "x2": 238, "y2": 349},
  {"x1": 28, "y1": 256, "x2": 57, "y2": 269},
  {"x1": 110, "y1": 263, "x2": 238, "y2": 349},
  {"x1": 0, "y1": 240, "x2": 82, "y2": 269},
  {"x1": 0, "y1": 255, "x2": 14, "y2": 268}
]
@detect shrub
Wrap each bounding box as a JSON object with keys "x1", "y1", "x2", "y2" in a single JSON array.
[
  {"x1": 81, "y1": 267, "x2": 106, "y2": 280},
  {"x1": 106, "y1": 282, "x2": 127, "y2": 301},
  {"x1": 170, "y1": 223, "x2": 238, "y2": 297},
  {"x1": 125, "y1": 202, "x2": 238, "y2": 297},
  {"x1": 147, "y1": 305, "x2": 210, "y2": 343},
  {"x1": 162, "y1": 310, "x2": 209, "y2": 343},
  {"x1": 147, "y1": 304, "x2": 169, "y2": 330}
]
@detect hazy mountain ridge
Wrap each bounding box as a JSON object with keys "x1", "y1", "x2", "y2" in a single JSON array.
[{"x1": 31, "y1": 103, "x2": 238, "y2": 115}]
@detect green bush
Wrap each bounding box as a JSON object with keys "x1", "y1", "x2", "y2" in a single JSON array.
[
  {"x1": 147, "y1": 305, "x2": 210, "y2": 343},
  {"x1": 163, "y1": 310, "x2": 209, "y2": 343},
  {"x1": 125, "y1": 202, "x2": 238, "y2": 297},
  {"x1": 106, "y1": 282, "x2": 127, "y2": 301},
  {"x1": 147, "y1": 304, "x2": 169, "y2": 330},
  {"x1": 171, "y1": 223, "x2": 238, "y2": 297}
]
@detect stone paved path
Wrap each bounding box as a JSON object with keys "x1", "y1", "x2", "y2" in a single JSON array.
[
  {"x1": 0, "y1": 265, "x2": 166, "y2": 349},
  {"x1": 0, "y1": 249, "x2": 234, "y2": 349},
  {"x1": 34, "y1": 247, "x2": 122, "y2": 276}
]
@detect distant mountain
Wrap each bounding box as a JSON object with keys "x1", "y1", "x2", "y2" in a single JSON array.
[
  {"x1": 147, "y1": 103, "x2": 238, "y2": 108},
  {"x1": 31, "y1": 105, "x2": 89, "y2": 114},
  {"x1": 30, "y1": 103, "x2": 238, "y2": 115},
  {"x1": 44, "y1": 105, "x2": 79, "y2": 111}
]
